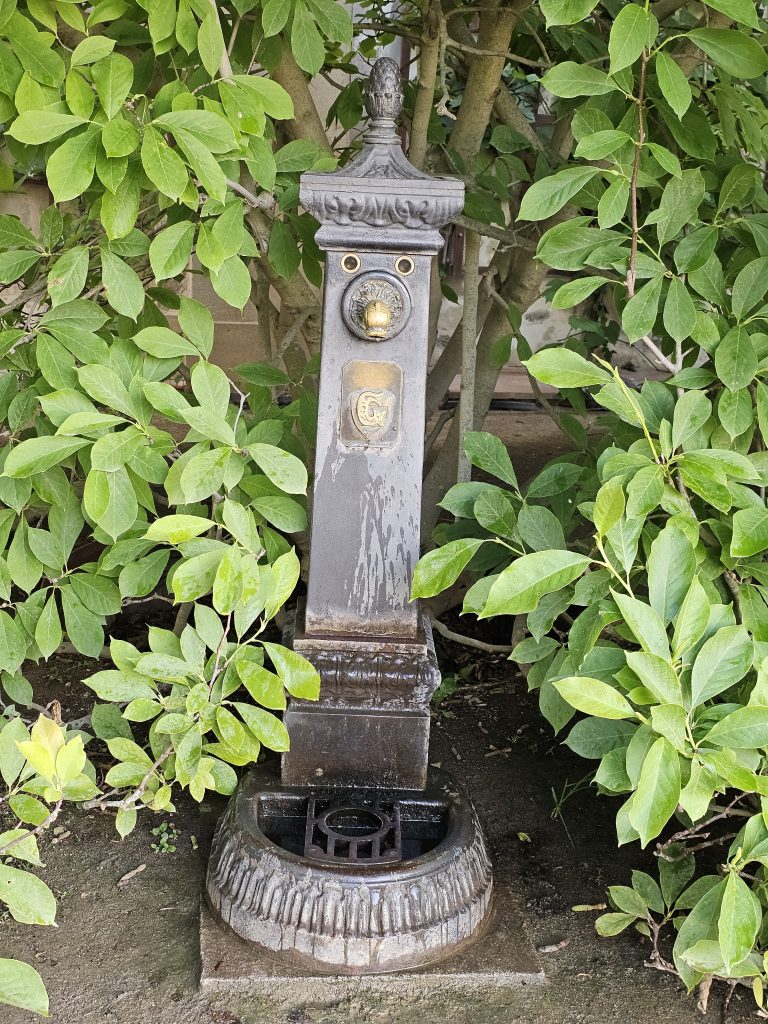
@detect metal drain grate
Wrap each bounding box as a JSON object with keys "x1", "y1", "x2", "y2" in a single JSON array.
[{"x1": 303, "y1": 797, "x2": 402, "y2": 864}]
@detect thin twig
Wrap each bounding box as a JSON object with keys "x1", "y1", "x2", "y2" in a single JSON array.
[
  {"x1": 626, "y1": 50, "x2": 647, "y2": 300},
  {"x1": 430, "y1": 614, "x2": 513, "y2": 654},
  {"x1": 225, "y1": 178, "x2": 275, "y2": 210},
  {"x1": 457, "y1": 230, "x2": 481, "y2": 483},
  {"x1": 0, "y1": 799, "x2": 63, "y2": 858}
]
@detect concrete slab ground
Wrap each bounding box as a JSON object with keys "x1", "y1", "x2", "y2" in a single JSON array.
[{"x1": 199, "y1": 885, "x2": 544, "y2": 998}]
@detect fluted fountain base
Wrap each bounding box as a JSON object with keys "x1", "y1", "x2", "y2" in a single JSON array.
[{"x1": 205, "y1": 765, "x2": 493, "y2": 974}]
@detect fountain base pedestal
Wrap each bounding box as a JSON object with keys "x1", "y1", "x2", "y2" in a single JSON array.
[{"x1": 205, "y1": 764, "x2": 493, "y2": 973}]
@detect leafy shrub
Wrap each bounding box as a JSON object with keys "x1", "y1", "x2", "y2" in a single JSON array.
[
  {"x1": 414, "y1": 0, "x2": 768, "y2": 1002},
  {"x1": 416, "y1": 368, "x2": 768, "y2": 1001},
  {"x1": 0, "y1": 0, "x2": 341, "y2": 1012}
]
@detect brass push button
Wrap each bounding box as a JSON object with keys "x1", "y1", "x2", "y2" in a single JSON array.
[
  {"x1": 341, "y1": 270, "x2": 411, "y2": 342},
  {"x1": 363, "y1": 299, "x2": 394, "y2": 338}
]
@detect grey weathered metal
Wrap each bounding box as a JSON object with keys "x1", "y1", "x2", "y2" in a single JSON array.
[{"x1": 206, "y1": 57, "x2": 491, "y2": 972}]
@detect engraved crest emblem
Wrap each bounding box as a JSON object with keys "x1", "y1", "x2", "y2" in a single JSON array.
[{"x1": 351, "y1": 388, "x2": 396, "y2": 441}]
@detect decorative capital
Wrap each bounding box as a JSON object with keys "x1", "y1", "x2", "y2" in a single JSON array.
[
  {"x1": 364, "y1": 57, "x2": 403, "y2": 122},
  {"x1": 299, "y1": 54, "x2": 464, "y2": 251}
]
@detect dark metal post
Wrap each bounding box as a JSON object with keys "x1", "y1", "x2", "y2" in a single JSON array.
[{"x1": 282, "y1": 57, "x2": 464, "y2": 790}]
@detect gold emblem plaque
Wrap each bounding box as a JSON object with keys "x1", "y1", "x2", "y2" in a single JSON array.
[{"x1": 340, "y1": 360, "x2": 403, "y2": 449}]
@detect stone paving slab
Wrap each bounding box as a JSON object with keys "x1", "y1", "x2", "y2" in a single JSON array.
[{"x1": 199, "y1": 883, "x2": 543, "y2": 999}]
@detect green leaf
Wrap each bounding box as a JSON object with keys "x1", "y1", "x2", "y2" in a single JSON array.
[
  {"x1": 149, "y1": 221, "x2": 194, "y2": 280},
  {"x1": 92, "y1": 53, "x2": 134, "y2": 120},
  {"x1": 598, "y1": 178, "x2": 630, "y2": 229},
  {"x1": 180, "y1": 447, "x2": 231, "y2": 502},
  {"x1": 115, "y1": 806, "x2": 137, "y2": 838},
  {"x1": 609, "y1": 4, "x2": 656, "y2": 74},
  {"x1": 234, "y1": 702, "x2": 290, "y2": 752},
  {"x1": 141, "y1": 125, "x2": 188, "y2": 200},
  {"x1": 482, "y1": 550, "x2": 590, "y2": 617},
  {"x1": 48, "y1": 246, "x2": 89, "y2": 306},
  {"x1": 518, "y1": 167, "x2": 599, "y2": 221},
  {"x1": 655, "y1": 51, "x2": 691, "y2": 119},
  {"x1": 627, "y1": 651, "x2": 680, "y2": 705},
  {"x1": 7, "y1": 110, "x2": 86, "y2": 145},
  {"x1": 715, "y1": 326, "x2": 757, "y2": 392},
  {"x1": 83, "y1": 466, "x2": 138, "y2": 540},
  {"x1": 626, "y1": 464, "x2": 663, "y2": 517},
  {"x1": 100, "y1": 247, "x2": 144, "y2": 319},
  {"x1": 102, "y1": 115, "x2": 139, "y2": 158},
  {"x1": 237, "y1": 660, "x2": 285, "y2": 710},
  {"x1": 45, "y1": 125, "x2": 100, "y2": 203},
  {"x1": 248, "y1": 443, "x2": 307, "y2": 494},
  {"x1": 731, "y1": 257, "x2": 768, "y2": 321},
  {"x1": 463, "y1": 431, "x2": 519, "y2": 487},
  {"x1": 551, "y1": 276, "x2": 609, "y2": 309},
  {"x1": 305, "y1": 0, "x2": 352, "y2": 42},
  {"x1": 672, "y1": 390, "x2": 711, "y2": 450},
  {"x1": 540, "y1": 62, "x2": 618, "y2": 97},
  {"x1": 621, "y1": 276, "x2": 663, "y2": 342},
  {"x1": 688, "y1": 28, "x2": 768, "y2": 78},
  {"x1": 4, "y1": 436, "x2": 88, "y2": 478},
  {"x1": 9, "y1": 794, "x2": 48, "y2": 826},
  {"x1": 577, "y1": 131, "x2": 630, "y2": 160},
  {"x1": 156, "y1": 110, "x2": 236, "y2": 153},
  {"x1": 0, "y1": 958, "x2": 48, "y2": 1016},
  {"x1": 0, "y1": 864, "x2": 56, "y2": 925},
  {"x1": 0, "y1": 250, "x2": 40, "y2": 283},
  {"x1": 719, "y1": 872, "x2": 760, "y2": 972},
  {"x1": 593, "y1": 477, "x2": 625, "y2": 537},
  {"x1": 0, "y1": 215, "x2": 37, "y2": 250},
  {"x1": 231, "y1": 74, "x2": 294, "y2": 119},
  {"x1": 412, "y1": 539, "x2": 484, "y2": 599},
  {"x1": 691, "y1": 625, "x2": 752, "y2": 708},
  {"x1": 705, "y1": 706, "x2": 768, "y2": 748},
  {"x1": 211, "y1": 255, "x2": 251, "y2": 311},
  {"x1": 673, "y1": 879, "x2": 725, "y2": 989},
  {"x1": 34, "y1": 595, "x2": 61, "y2": 659},
  {"x1": 145, "y1": 515, "x2": 214, "y2": 544},
  {"x1": 596, "y1": 912, "x2": 636, "y2": 936},
  {"x1": 656, "y1": 169, "x2": 705, "y2": 247},
  {"x1": 235, "y1": 362, "x2": 291, "y2": 387},
  {"x1": 198, "y1": 10, "x2": 225, "y2": 76},
  {"x1": 132, "y1": 326, "x2": 199, "y2": 358},
  {"x1": 732, "y1": 507, "x2": 768, "y2": 558},
  {"x1": 613, "y1": 591, "x2": 670, "y2": 657},
  {"x1": 291, "y1": 0, "x2": 325, "y2": 75},
  {"x1": 70, "y1": 35, "x2": 115, "y2": 66},
  {"x1": 554, "y1": 676, "x2": 635, "y2": 719},
  {"x1": 663, "y1": 278, "x2": 697, "y2": 344},
  {"x1": 539, "y1": 0, "x2": 597, "y2": 24},
  {"x1": 646, "y1": 143, "x2": 682, "y2": 180},
  {"x1": 672, "y1": 576, "x2": 710, "y2": 658},
  {"x1": 524, "y1": 348, "x2": 611, "y2": 388},
  {"x1": 648, "y1": 525, "x2": 695, "y2": 623},
  {"x1": 268, "y1": 219, "x2": 300, "y2": 280},
  {"x1": 704, "y1": 0, "x2": 758, "y2": 25},
  {"x1": 519, "y1": 503, "x2": 565, "y2": 550},
  {"x1": 261, "y1": 0, "x2": 292, "y2": 35},
  {"x1": 263, "y1": 642, "x2": 320, "y2": 700},
  {"x1": 628, "y1": 736, "x2": 681, "y2": 846},
  {"x1": 8, "y1": 15, "x2": 65, "y2": 86}
]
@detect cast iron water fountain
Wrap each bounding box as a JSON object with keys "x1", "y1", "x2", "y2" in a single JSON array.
[{"x1": 206, "y1": 57, "x2": 493, "y2": 973}]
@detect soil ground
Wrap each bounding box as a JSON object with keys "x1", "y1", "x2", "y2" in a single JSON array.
[{"x1": 0, "y1": 410, "x2": 755, "y2": 1024}]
